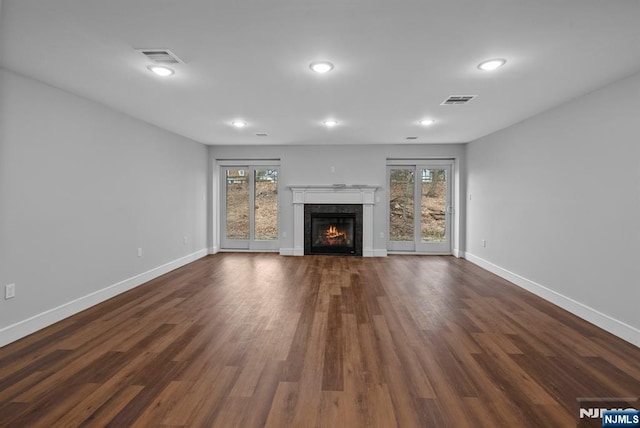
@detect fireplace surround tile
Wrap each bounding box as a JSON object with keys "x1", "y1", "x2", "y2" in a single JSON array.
[{"x1": 304, "y1": 204, "x2": 363, "y2": 256}]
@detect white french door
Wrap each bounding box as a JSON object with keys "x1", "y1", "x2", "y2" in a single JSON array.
[
  {"x1": 387, "y1": 162, "x2": 452, "y2": 254},
  {"x1": 220, "y1": 165, "x2": 279, "y2": 250}
]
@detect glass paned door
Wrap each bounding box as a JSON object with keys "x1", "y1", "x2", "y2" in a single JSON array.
[
  {"x1": 417, "y1": 167, "x2": 450, "y2": 252},
  {"x1": 225, "y1": 168, "x2": 249, "y2": 244},
  {"x1": 388, "y1": 168, "x2": 416, "y2": 251},
  {"x1": 221, "y1": 166, "x2": 279, "y2": 250},
  {"x1": 254, "y1": 169, "x2": 278, "y2": 241},
  {"x1": 388, "y1": 164, "x2": 452, "y2": 253}
]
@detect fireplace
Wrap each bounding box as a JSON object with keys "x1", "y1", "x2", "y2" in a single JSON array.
[
  {"x1": 304, "y1": 204, "x2": 363, "y2": 256},
  {"x1": 288, "y1": 185, "x2": 378, "y2": 257}
]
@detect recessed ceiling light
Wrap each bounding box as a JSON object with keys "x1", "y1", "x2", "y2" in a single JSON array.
[
  {"x1": 323, "y1": 120, "x2": 338, "y2": 127},
  {"x1": 310, "y1": 61, "x2": 334, "y2": 73},
  {"x1": 419, "y1": 119, "x2": 435, "y2": 126},
  {"x1": 477, "y1": 58, "x2": 506, "y2": 71},
  {"x1": 147, "y1": 65, "x2": 174, "y2": 76},
  {"x1": 231, "y1": 121, "x2": 247, "y2": 128}
]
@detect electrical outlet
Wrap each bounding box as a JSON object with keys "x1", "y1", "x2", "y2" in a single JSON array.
[
  {"x1": 5, "y1": 284, "x2": 16, "y2": 300},
  {"x1": 183, "y1": 236, "x2": 188, "y2": 244},
  {"x1": 379, "y1": 231, "x2": 385, "y2": 238},
  {"x1": 282, "y1": 231, "x2": 287, "y2": 238},
  {"x1": 137, "y1": 248, "x2": 143, "y2": 257},
  {"x1": 482, "y1": 239, "x2": 487, "y2": 248}
]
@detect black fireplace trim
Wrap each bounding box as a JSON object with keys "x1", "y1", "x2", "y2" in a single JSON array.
[{"x1": 304, "y1": 204, "x2": 363, "y2": 256}]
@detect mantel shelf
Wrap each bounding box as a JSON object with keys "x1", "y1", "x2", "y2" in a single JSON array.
[
  {"x1": 288, "y1": 185, "x2": 379, "y2": 205},
  {"x1": 288, "y1": 184, "x2": 380, "y2": 190}
]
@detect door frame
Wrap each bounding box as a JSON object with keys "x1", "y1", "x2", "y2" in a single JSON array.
[
  {"x1": 219, "y1": 161, "x2": 281, "y2": 251},
  {"x1": 387, "y1": 159, "x2": 454, "y2": 254}
]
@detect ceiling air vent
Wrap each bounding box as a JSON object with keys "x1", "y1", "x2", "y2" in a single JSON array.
[
  {"x1": 256, "y1": 133, "x2": 268, "y2": 137},
  {"x1": 137, "y1": 49, "x2": 183, "y2": 65},
  {"x1": 441, "y1": 95, "x2": 477, "y2": 105},
  {"x1": 405, "y1": 136, "x2": 418, "y2": 140}
]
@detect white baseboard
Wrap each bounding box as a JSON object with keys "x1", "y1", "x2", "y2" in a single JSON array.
[
  {"x1": 281, "y1": 248, "x2": 304, "y2": 256},
  {"x1": 453, "y1": 249, "x2": 465, "y2": 258},
  {"x1": 218, "y1": 249, "x2": 279, "y2": 253},
  {"x1": 465, "y1": 252, "x2": 640, "y2": 348},
  {"x1": 0, "y1": 249, "x2": 209, "y2": 348},
  {"x1": 208, "y1": 246, "x2": 219, "y2": 255},
  {"x1": 372, "y1": 249, "x2": 388, "y2": 257},
  {"x1": 387, "y1": 251, "x2": 452, "y2": 256}
]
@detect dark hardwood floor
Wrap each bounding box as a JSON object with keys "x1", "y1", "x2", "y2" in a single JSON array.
[{"x1": 1, "y1": 254, "x2": 639, "y2": 427}]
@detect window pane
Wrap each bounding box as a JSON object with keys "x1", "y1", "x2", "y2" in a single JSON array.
[
  {"x1": 254, "y1": 169, "x2": 278, "y2": 240},
  {"x1": 420, "y1": 168, "x2": 446, "y2": 242},
  {"x1": 389, "y1": 169, "x2": 414, "y2": 241},
  {"x1": 225, "y1": 168, "x2": 249, "y2": 239}
]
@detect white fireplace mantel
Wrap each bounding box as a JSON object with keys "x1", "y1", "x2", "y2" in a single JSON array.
[{"x1": 288, "y1": 185, "x2": 379, "y2": 257}]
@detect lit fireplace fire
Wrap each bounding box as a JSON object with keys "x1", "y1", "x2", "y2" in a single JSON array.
[{"x1": 316, "y1": 224, "x2": 350, "y2": 246}]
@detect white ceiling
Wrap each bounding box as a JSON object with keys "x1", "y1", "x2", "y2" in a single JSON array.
[{"x1": 1, "y1": 0, "x2": 640, "y2": 146}]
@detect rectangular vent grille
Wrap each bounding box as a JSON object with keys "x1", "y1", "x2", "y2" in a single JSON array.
[
  {"x1": 256, "y1": 133, "x2": 268, "y2": 137},
  {"x1": 441, "y1": 95, "x2": 477, "y2": 105},
  {"x1": 137, "y1": 49, "x2": 183, "y2": 64},
  {"x1": 405, "y1": 136, "x2": 418, "y2": 140}
]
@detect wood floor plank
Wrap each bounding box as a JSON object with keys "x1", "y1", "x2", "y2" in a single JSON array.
[
  {"x1": 177, "y1": 365, "x2": 239, "y2": 427},
  {"x1": 82, "y1": 384, "x2": 146, "y2": 427},
  {"x1": 229, "y1": 354, "x2": 268, "y2": 398},
  {"x1": 322, "y1": 294, "x2": 344, "y2": 391},
  {"x1": 263, "y1": 381, "x2": 298, "y2": 428},
  {"x1": 237, "y1": 359, "x2": 284, "y2": 428},
  {"x1": 460, "y1": 397, "x2": 504, "y2": 427},
  {"x1": 52, "y1": 350, "x2": 161, "y2": 426},
  {"x1": 131, "y1": 380, "x2": 193, "y2": 428},
  {"x1": 21, "y1": 383, "x2": 100, "y2": 428},
  {"x1": 290, "y1": 310, "x2": 327, "y2": 427},
  {"x1": 471, "y1": 332, "x2": 557, "y2": 405},
  {"x1": 367, "y1": 382, "x2": 399, "y2": 427},
  {"x1": 0, "y1": 253, "x2": 638, "y2": 427}
]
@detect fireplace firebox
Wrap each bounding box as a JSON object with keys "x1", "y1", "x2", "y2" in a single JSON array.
[
  {"x1": 311, "y1": 214, "x2": 355, "y2": 254},
  {"x1": 304, "y1": 204, "x2": 363, "y2": 256}
]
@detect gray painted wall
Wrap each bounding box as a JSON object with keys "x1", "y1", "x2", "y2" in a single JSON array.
[
  {"x1": 209, "y1": 144, "x2": 466, "y2": 254},
  {"x1": 0, "y1": 69, "x2": 208, "y2": 337},
  {"x1": 466, "y1": 71, "x2": 640, "y2": 341}
]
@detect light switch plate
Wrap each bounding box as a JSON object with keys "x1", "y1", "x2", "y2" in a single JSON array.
[{"x1": 5, "y1": 283, "x2": 16, "y2": 299}]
